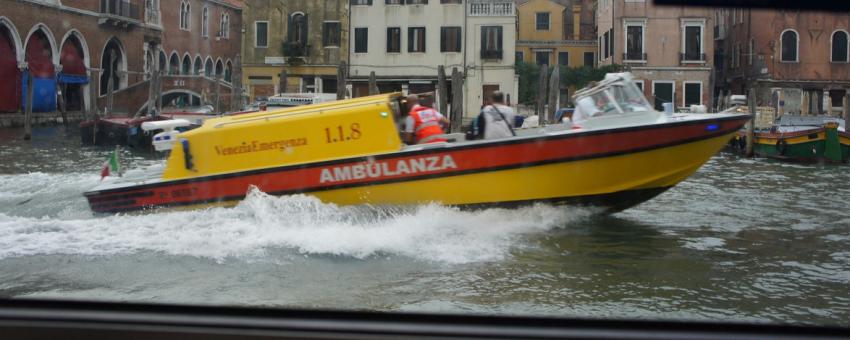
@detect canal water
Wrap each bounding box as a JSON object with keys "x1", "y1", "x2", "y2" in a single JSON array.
[{"x1": 0, "y1": 126, "x2": 849, "y2": 326}]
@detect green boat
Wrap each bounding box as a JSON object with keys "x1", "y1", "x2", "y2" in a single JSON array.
[{"x1": 730, "y1": 115, "x2": 850, "y2": 162}]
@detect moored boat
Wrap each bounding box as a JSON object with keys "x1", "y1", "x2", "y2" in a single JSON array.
[
  {"x1": 84, "y1": 73, "x2": 750, "y2": 214},
  {"x1": 730, "y1": 115, "x2": 849, "y2": 162}
]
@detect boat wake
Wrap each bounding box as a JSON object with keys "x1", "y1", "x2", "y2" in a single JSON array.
[{"x1": 0, "y1": 178, "x2": 594, "y2": 264}]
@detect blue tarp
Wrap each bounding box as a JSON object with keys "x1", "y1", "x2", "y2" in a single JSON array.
[
  {"x1": 57, "y1": 73, "x2": 89, "y2": 84},
  {"x1": 21, "y1": 70, "x2": 57, "y2": 113}
]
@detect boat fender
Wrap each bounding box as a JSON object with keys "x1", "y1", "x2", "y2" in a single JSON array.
[
  {"x1": 181, "y1": 139, "x2": 194, "y2": 170},
  {"x1": 776, "y1": 139, "x2": 788, "y2": 156}
]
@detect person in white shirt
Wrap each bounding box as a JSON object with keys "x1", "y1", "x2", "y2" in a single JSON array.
[{"x1": 476, "y1": 91, "x2": 517, "y2": 139}]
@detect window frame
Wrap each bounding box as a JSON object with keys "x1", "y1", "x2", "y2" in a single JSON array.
[
  {"x1": 651, "y1": 80, "x2": 675, "y2": 111},
  {"x1": 680, "y1": 19, "x2": 705, "y2": 63},
  {"x1": 536, "y1": 12, "x2": 550, "y2": 31},
  {"x1": 354, "y1": 27, "x2": 369, "y2": 53},
  {"x1": 386, "y1": 27, "x2": 401, "y2": 53},
  {"x1": 351, "y1": 0, "x2": 373, "y2": 5},
  {"x1": 201, "y1": 6, "x2": 209, "y2": 37},
  {"x1": 831, "y1": 29, "x2": 849, "y2": 63},
  {"x1": 516, "y1": 51, "x2": 524, "y2": 63},
  {"x1": 583, "y1": 51, "x2": 594, "y2": 67},
  {"x1": 220, "y1": 13, "x2": 230, "y2": 39},
  {"x1": 179, "y1": 1, "x2": 191, "y2": 31},
  {"x1": 408, "y1": 27, "x2": 426, "y2": 53},
  {"x1": 623, "y1": 18, "x2": 646, "y2": 62},
  {"x1": 254, "y1": 21, "x2": 269, "y2": 48},
  {"x1": 683, "y1": 81, "x2": 703, "y2": 107},
  {"x1": 558, "y1": 51, "x2": 569, "y2": 66},
  {"x1": 440, "y1": 26, "x2": 462, "y2": 53},
  {"x1": 323, "y1": 21, "x2": 341, "y2": 48},
  {"x1": 780, "y1": 29, "x2": 799, "y2": 63},
  {"x1": 480, "y1": 26, "x2": 503, "y2": 59},
  {"x1": 535, "y1": 50, "x2": 550, "y2": 66}
]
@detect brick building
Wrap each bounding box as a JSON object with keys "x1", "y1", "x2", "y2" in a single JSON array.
[
  {"x1": 0, "y1": 0, "x2": 242, "y2": 118},
  {"x1": 715, "y1": 8, "x2": 850, "y2": 117},
  {"x1": 597, "y1": 0, "x2": 714, "y2": 111}
]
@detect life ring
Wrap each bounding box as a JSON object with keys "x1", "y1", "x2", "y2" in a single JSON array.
[{"x1": 776, "y1": 139, "x2": 788, "y2": 155}]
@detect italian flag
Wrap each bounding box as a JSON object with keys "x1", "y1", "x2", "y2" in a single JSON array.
[{"x1": 100, "y1": 150, "x2": 120, "y2": 180}]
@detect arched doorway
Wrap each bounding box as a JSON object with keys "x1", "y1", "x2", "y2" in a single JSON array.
[
  {"x1": 162, "y1": 89, "x2": 201, "y2": 108},
  {"x1": 100, "y1": 38, "x2": 126, "y2": 96},
  {"x1": 181, "y1": 54, "x2": 190, "y2": 75},
  {"x1": 24, "y1": 27, "x2": 56, "y2": 112},
  {"x1": 59, "y1": 33, "x2": 87, "y2": 111},
  {"x1": 193, "y1": 55, "x2": 201, "y2": 75},
  {"x1": 204, "y1": 57, "x2": 212, "y2": 77},
  {"x1": 0, "y1": 22, "x2": 20, "y2": 112},
  {"x1": 224, "y1": 60, "x2": 232, "y2": 83}
]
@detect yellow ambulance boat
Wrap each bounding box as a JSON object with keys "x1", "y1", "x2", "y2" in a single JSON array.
[{"x1": 84, "y1": 73, "x2": 750, "y2": 214}]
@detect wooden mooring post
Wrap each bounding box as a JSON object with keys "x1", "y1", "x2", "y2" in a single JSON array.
[
  {"x1": 437, "y1": 65, "x2": 447, "y2": 115},
  {"x1": 449, "y1": 67, "x2": 463, "y2": 133},
  {"x1": 57, "y1": 82, "x2": 68, "y2": 127},
  {"x1": 546, "y1": 64, "x2": 560, "y2": 123},
  {"x1": 844, "y1": 93, "x2": 850, "y2": 125},
  {"x1": 23, "y1": 70, "x2": 34, "y2": 140},
  {"x1": 746, "y1": 88, "x2": 756, "y2": 157},
  {"x1": 368, "y1": 71, "x2": 378, "y2": 95},
  {"x1": 336, "y1": 61, "x2": 347, "y2": 100},
  {"x1": 106, "y1": 50, "x2": 116, "y2": 116},
  {"x1": 214, "y1": 73, "x2": 221, "y2": 114},
  {"x1": 536, "y1": 64, "x2": 548, "y2": 117}
]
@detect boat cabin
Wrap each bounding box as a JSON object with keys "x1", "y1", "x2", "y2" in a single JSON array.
[{"x1": 571, "y1": 73, "x2": 654, "y2": 124}]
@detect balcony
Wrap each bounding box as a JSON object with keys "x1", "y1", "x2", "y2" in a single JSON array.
[
  {"x1": 481, "y1": 49, "x2": 503, "y2": 60},
  {"x1": 681, "y1": 52, "x2": 707, "y2": 63},
  {"x1": 99, "y1": 0, "x2": 140, "y2": 27},
  {"x1": 145, "y1": 8, "x2": 160, "y2": 26},
  {"x1": 283, "y1": 41, "x2": 309, "y2": 64},
  {"x1": 622, "y1": 52, "x2": 647, "y2": 62},
  {"x1": 469, "y1": 1, "x2": 514, "y2": 16}
]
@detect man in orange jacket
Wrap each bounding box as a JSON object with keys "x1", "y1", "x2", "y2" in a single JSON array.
[{"x1": 403, "y1": 94, "x2": 450, "y2": 144}]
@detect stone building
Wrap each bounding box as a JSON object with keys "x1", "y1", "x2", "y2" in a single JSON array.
[
  {"x1": 349, "y1": 0, "x2": 517, "y2": 121},
  {"x1": 0, "y1": 0, "x2": 243, "y2": 118},
  {"x1": 597, "y1": 0, "x2": 714, "y2": 111},
  {"x1": 240, "y1": 0, "x2": 348, "y2": 101},
  {"x1": 715, "y1": 8, "x2": 850, "y2": 117}
]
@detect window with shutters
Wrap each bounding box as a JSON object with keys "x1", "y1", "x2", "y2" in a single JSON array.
[
  {"x1": 440, "y1": 27, "x2": 461, "y2": 53},
  {"x1": 481, "y1": 26, "x2": 502, "y2": 59},
  {"x1": 355, "y1": 27, "x2": 368, "y2": 53},
  {"x1": 255, "y1": 21, "x2": 268, "y2": 48},
  {"x1": 323, "y1": 22, "x2": 340, "y2": 47},
  {"x1": 387, "y1": 27, "x2": 401, "y2": 53},
  {"x1": 408, "y1": 27, "x2": 426, "y2": 53}
]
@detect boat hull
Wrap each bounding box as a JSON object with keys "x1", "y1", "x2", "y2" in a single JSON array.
[
  {"x1": 85, "y1": 115, "x2": 748, "y2": 214},
  {"x1": 732, "y1": 126, "x2": 850, "y2": 162}
]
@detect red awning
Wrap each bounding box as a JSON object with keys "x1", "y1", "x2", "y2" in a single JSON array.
[{"x1": 60, "y1": 39, "x2": 86, "y2": 76}]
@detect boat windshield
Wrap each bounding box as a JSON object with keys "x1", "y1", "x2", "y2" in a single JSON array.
[{"x1": 608, "y1": 82, "x2": 653, "y2": 113}]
